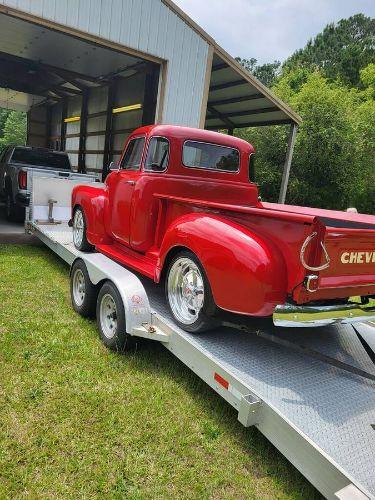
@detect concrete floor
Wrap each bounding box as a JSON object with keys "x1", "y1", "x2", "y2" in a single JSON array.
[{"x1": 0, "y1": 203, "x2": 40, "y2": 244}]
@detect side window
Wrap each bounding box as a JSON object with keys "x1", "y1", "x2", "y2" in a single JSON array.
[
  {"x1": 120, "y1": 137, "x2": 145, "y2": 170},
  {"x1": 144, "y1": 137, "x2": 169, "y2": 172}
]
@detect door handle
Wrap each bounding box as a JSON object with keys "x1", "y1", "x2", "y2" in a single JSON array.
[{"x1": 125, "y1": 180, "x2": 135, "y2": 185}]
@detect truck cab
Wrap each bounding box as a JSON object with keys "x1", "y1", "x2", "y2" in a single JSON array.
[{"x1": 104, "y1": 125, "x2": 257, "y2": 253}]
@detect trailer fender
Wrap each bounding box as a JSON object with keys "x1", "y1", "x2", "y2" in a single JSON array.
[
  {"x1": 71, "y1": 255, "x2": 151, "y2": 334},
  {"x1": 158, "y1": 213, "x2": 287, "y2": 316},
  {"x1": 72, "y1": 184, "x2": 111, "y2": 245}
]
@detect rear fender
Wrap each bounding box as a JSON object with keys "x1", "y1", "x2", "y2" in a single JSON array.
[
  {"x1": 72, "y1": 184, "x2": 111, "y2": 245},
  {"x1": 158, "y1": 213, "x2": 287, "y2": 316}
]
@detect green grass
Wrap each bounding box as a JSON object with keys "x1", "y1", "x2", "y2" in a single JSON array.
[{"x1": 0, "y1": 245, "x2": 320, "y2": 499}]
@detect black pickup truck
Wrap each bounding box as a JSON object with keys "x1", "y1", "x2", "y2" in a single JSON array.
[{"x1": 0, "y1": 146, "x2": 99, "y2": 221}]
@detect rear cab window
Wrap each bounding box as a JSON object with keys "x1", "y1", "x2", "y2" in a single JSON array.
[
  {"x1": 121, "y1": 137, "x2": 145, "y2": 170},
  {"x1": 10, "y1": 148, "x2": 71, "y2": 170},
  {"x1": 182, "y1": 141, "x2": 239, "y2": 173}
]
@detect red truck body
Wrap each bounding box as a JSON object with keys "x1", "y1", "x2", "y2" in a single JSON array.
[{"x1": 71, "y1": 125, "x2": 375, "y2": 329}]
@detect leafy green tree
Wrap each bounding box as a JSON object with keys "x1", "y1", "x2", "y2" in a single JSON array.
[
  {"x1": 236, "y1": 57, "x2": 281, "y2": 87},
  {"x1": 283, "y1": 14, "x2": 375, "y2": 87},
  {"x1": 350, "y1": 66, "x2": 375, "y2": 212},
  {"x1": 360, "y1": 62, "x2": 375, "y2": 98},
  {"x1": 0, "y1": 110, "x2": 27, "y2": 149},
  {"x1": 0, "y1": 108, "x2": 11, "y2": 139},
  {"x1": 237, "y1": 69, "x2": 374, "y2": 214}
]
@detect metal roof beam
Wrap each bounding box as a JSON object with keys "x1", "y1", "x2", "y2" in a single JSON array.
[
  {"x1": 206, "y1": 118, "x2": 293, "y2": 130},
  {"x1": 209, "y1": 79, "x2": 246, "y2": 92},
  {"x1": 219, "y1": 106, "x2": 280, "y2": 119},
  {"x1": 52, "y1": 85, "x2": 81, "y2": 95},
  {"x1": 212, "y1": 63, "x2": 228, "y2": 72},
  {"x1": 208, "y1": 93, "x2": 264, "y2": 107},
  {"x1": 207, "y1": 104, "x2": 236, "y2": 129}
]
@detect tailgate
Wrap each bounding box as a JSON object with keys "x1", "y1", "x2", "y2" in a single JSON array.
[
  {"x1": 319, "y1": 226, "x2": 375, "y2": 293},
  {"x1": 296, "y1": 221, "x2": 375, "y2": 303}
]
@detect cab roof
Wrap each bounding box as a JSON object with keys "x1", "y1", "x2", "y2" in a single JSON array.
[{"x1": 131, "y1": 124, "x2": 255, "y2": 154}]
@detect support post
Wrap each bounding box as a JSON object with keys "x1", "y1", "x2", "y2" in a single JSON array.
[
  {"x1": 142, "y1": 64, "x2": 160, "y2": 126},
  {"x1": 278, "y1": 123, "x2": 298, "y2": 204},
  {"x1": 78, "y1": 90, "x2": 89, "y2": 173},
  {"x1": 102, "y1": 79, "x2": 116, "y2": 180},
  {"x1": 60, "y1": 98, "x2": 67, "y2": 151},
  {"x1": 199, "y1": 45, "x2": 214, "y2": 129},
  {"x1": 45, "y1": 105, "x2": 52, "y2": 149}
]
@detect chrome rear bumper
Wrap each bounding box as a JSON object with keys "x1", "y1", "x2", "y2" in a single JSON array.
[{"x1": 273, "y1": 302, "x2": 375, "y2": 328}]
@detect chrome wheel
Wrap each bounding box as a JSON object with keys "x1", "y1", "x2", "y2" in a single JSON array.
[
  {"x1": 99, "y1": 293, "x2": 118, "y2": 339},
  {"x1": 72, "y1": 268, "x2": 86, "y2": 306},
  {"x1": 167, "y1": 257, "x2": 205, "y2": 325},
  {"x1": 73, "y1": 209, "x2": 84, "y2": 248}
]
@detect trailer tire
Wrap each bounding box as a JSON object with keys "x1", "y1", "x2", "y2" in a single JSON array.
[
  {"x1": 70, "y1": 260, "x2": 98, "y2": 317},
  {"x1": 165, "y1": 250, "x2": 218, "y2": 333},
  {"x1": 96, "y1": 281, "x2": 136, "y2": 351},
  {"x1": 72, "y1": 206, "x2": 93, "y2": 252}
]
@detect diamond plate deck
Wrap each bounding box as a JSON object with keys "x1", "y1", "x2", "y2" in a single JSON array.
[{"x1": 140, "y1": 271, "x2": 375, "y2": 498}]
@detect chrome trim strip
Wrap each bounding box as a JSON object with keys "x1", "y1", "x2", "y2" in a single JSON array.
[{"x1": 273, "y1": 302, "x2": 375, "y2": 328}]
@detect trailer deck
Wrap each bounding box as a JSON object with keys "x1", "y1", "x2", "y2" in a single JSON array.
[{"x1": 26, "y1": 175, "x2": 375, "y2": 500}]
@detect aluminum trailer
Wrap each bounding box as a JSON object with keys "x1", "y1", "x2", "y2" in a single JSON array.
[{"x1": 26, "y1": 174, "x2": 375, "y2": 500}]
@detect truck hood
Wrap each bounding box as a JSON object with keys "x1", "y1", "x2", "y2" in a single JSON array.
[{"x1": 261, "y1": 202, "x2": 375, "y2": 229}]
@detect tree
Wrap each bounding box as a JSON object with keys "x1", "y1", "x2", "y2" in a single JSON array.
[
  {"x1": 235, "y1": 57, "x2": 281, "y2": 87},
  {"x1": 237, "y1": 68, "x2": 375, "y2": 214},
  {"x1": 283, "y1": 14, "x2": 375, "y2": 87},
  {"x1": 0, "y1": 110, "x2": 27, "y2": 149},
  {"x1": 0, "y1": 108, "x2": 11, "y2": 140},
  {"x1": 350, "y1": 66, "x2": 375, "y2": 213}
]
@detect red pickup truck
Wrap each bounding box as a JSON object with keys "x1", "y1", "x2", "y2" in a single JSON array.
[{"x1": 71, "y1": 125, "x2": 375, "y2": 332}]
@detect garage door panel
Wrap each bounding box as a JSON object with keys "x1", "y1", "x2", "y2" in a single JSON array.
[
  {"x1": 85, "y1": 134, "x2": 105, "y2": 151},
  {"x1": 85, "y1": 153, "x2": 104, "y2": 171}
]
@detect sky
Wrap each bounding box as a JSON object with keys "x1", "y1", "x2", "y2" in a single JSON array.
[{"x1": 173, "y1": 0, "x2": 375, "y2": 64}]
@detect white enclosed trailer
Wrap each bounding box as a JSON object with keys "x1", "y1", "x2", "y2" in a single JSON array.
[{"x1": 26, "y1": 174, "x2": 375, "y2": 500}]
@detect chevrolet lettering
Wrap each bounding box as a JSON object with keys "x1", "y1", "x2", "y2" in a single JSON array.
[{"x1": 341, "y1": 251, "x2": 375, "y2": 264}]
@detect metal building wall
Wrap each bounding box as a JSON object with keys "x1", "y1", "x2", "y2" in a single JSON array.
[{"x1": 0, "y1": 0, "x2": 210, "y2": 128}]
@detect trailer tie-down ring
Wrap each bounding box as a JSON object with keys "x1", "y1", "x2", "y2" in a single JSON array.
[{"x1": 300, "y1": 232, "x2": 330, "y2": 272}]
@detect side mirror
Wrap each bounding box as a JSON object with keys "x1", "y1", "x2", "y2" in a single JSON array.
[{"x1": 109, "y1": 161, "x2": 119, "y2": 171}]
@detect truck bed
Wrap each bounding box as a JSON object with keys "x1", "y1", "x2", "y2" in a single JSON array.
[{"x1": 262, "y1": 202, "x2": 375, "y2": 227}]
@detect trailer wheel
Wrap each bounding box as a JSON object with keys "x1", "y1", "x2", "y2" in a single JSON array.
[
  {"x1": 72, "y1": 206, "x2": 93, "y2": 252},
  {"x1": 96, "y1": 281, "x2": 136, "y2": 351},
  {"x1": 165, "y1": 250, "x2": 218, "y2": 333},
  {"x1": 70, "y1": 260, "x2": 98, "y2": 317}
]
